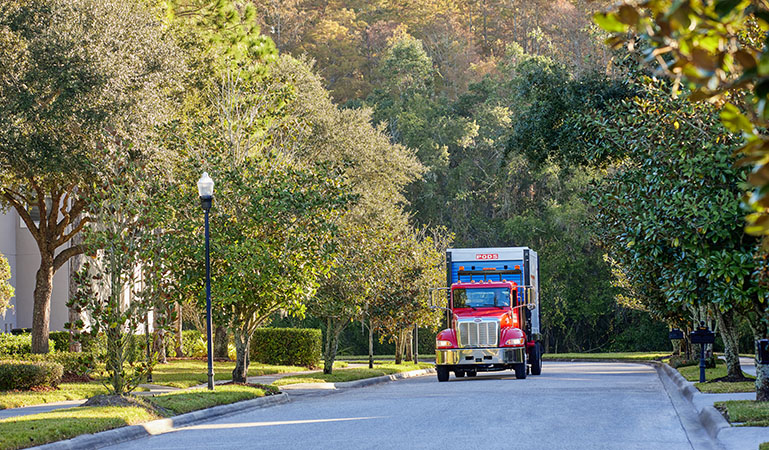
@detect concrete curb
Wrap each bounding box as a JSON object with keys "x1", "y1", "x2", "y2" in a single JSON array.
[
  {"x1": 654, "y1": 361, "x2": 730, "y2": 440},
  {"x1": 277, "y1": 368, "x2": 436, "y2": 391},
  {"x1": 31, "y1": 393, "x2": 289, "y2": 450}
]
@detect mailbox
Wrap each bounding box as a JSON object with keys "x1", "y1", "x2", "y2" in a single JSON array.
[
  {"x1": 690, "y1": 326, "x2": 715, "y2": 345},
  {"x1": 669, "y1": 329, "x2": 684, "y2": 340},
  {"x1": 757, "y1": 339, "x2": 769, "y2": 365}
]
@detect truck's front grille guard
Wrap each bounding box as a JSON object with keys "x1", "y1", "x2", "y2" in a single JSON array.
[{"x1": 458, "y1": 321, "x2": 499, "y2": 348}]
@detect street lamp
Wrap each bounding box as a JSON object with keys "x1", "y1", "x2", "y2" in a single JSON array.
[{"x1": 197, "y1": 172, "x2": 215, "y2": 390}]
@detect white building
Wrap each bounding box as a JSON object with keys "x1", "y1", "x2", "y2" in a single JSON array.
[{"x1": 1, "y1": 208, "x2": 72, "y2": 333}]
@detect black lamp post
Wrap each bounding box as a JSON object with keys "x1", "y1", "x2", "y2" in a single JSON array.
[{"x1": 197, "y1": 172, "x2": 215, "y2": 390}]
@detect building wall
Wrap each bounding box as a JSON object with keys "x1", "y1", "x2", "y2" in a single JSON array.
[
  {"x1": 0, "y1": 209, "x2": 18, "y2": 333},
  {"x1": 0, "y1": 209, "x2": 70, "y2": 333}
]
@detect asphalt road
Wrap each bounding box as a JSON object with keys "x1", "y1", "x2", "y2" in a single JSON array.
[{"x1": 102, "y1": 362, "x2": 708, "y2": 450}]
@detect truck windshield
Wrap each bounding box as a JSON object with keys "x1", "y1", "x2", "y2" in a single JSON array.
[{"x1": 453, "y1": 288, "x2": 511, "y2": 308}]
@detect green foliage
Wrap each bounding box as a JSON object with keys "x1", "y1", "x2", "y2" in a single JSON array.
[
  {"x1": 23, "y1": 352, "x2": 96, "y2": 377},
  {"x1": 0, "y1": 360, "x2": 63, "y2": 390},
  {"x1": 0, "y1": 252, "x2": 12, "y2": 317},
  {"x1": 595, "y1": 1, "x2": 769, "y2": 236},
  {"x1": 0, "y1": 0, "x2": 184, "y2": 354},
  {"x1": 0, "y1": 334, "x2": 54, "y2": 356},
  {"x1": 47, "y1": 332, "x2": 69, "y2": 353},
  {"x1": 164, "y1": 330, "x2": 206, "y2": 359},
  {"x1": 250, "y1": 328, "x2": 321, "y2": 367}
]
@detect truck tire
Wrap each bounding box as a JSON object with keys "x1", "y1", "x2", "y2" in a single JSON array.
[
  {"x1": 531, "y1": 342, "x2": 543, "y2": 376},
  {"x1": 437, "y1": 366, "x2": 450, "y2": 382},
  {"x1": 514, "y1": 362, "x2": 527, "y2": 379},
  {"x1": 455, "y1": 370, "x2": 465, "y2": 378},
  {"x1": 466, "y1": 370, "x2": 477, "y2": 377}
]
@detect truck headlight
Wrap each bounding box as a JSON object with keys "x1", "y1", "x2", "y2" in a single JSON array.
[
  {"x1": 504, "y1": 338, "x2": 524, "y2": 346},
  {"x1": 436, "y1": 340, "x2": 454, "y2": 348}
]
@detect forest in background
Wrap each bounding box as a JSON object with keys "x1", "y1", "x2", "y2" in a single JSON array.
[{"x1": 253, "y1": 0, "x2": 680, "y2": 354}]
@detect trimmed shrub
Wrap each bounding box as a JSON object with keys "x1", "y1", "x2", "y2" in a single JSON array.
[
  {"x1": 49, "y1": 331, "x2": 70, "y2": 352},
  {"x1": 251, "y1": 328, "x2": 321, "y2": 367},
  {"x1": 25, "y1": 352, "x2": 96, "y2": 377},
  {"x1": 0, "y1": 360, "x2": 63, "y2": 390},
  {"x1": 0, "y1": 333, "x2": 55, "y2": 355}
]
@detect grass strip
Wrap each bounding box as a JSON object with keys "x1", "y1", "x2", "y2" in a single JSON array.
[
  {"x1": 149, "y1": 384, "x2": 276, "y2": 415},
  {"x1": 542, "y1": 352, "x2": 670, "y2": 361},
  {"x1": 0, "y1": 406, "x2": 156, "y2": 450},
  {"x1": 0, "y1": 384, "x2": 276, "y2": 449},
  {"x1": 148, "y1": 359, "x2": 310, "y2": 388},
  {"x1": 273, "y1": 363, "x2": 432, "y2": 386},
  {"x1": 715, "y1": 400, "x2": 769, "y2": 427},
  {"x1": 677, "y1": 363, "x2": 756, "y2": 393},
  {"x1": 0, "y1": 383, "x2": 109, "y2": 409}
]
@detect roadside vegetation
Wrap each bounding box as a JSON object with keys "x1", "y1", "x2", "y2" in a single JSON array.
[
  {"x1": 0, "y1": 384, "x2": 276, "y2": 450},
  {"x1": 543, "y1": 353, "x2": 669, "y2": 361},
  {"x1": 677, "y1": 361, "x2": 756, "y2": 394},
  {"x1": 273, "y1": 363, "x2": 433, "y2": 386},
  {"x1": 715, "y1": 400, "x2": 769, "y2": 427}
]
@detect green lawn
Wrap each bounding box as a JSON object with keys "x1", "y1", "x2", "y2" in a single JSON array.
[
  {"x1": 542, "y1": 352, "x2": 670, "y2": 361},
  {"x1": 149, "y1": 384, "x2": 277, "y2": 415},
  {"x1": 0, "y1": 358, "x2": 311, "y2": 408},
  {"x1": 273, "y1": 362, "x2": 433, "y2": 386},
  {"x1": 0, "y1": 384, "x2": 276, "y2": 449},
  {"x1": 715, "y1": 400, "x2": 769, "y2": 427},
  {"x1": 146, "y1": 359, "x2": 311, "y2": 388},
  {"x1": 0, "y1": 406, "x2": 156, "y2": 450},
  {"x1": 0, "y1": 383, "x2": 110, "y2": 409},
  {"x1": 677, "y1": 362, "x2": 756, "y2": 393},
  {"x1": 760, "y1": 442, "x2": 769, "y2": 450}
]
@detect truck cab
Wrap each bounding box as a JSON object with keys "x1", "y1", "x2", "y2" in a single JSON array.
[{"x1": 434, "y1": 247, "x2": 542, "y2": 381}]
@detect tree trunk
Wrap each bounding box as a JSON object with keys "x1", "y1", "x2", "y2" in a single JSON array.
[
  {"x1": 368, "y1": 319, "x2": 374, "y2": 369},
  {"x1": 714, "y1": 309, "x2": 743, "y2": 379},
  {"x1": 153, "y1": 310, "x2": 167, "y2": 364},
  {"x1": 214, "y1": 324, "x2": 229, "y2": 359},
  {"x1": 395, "y1": 330, "x2": 405, "y2": 365},
  {"x1": 31, "y1": 254, "x2": 54, "y2": 354},
  {"x1": 404, "y1": 328, "x2": 413, "y2": 362},
  {"x1": 232, "y1": 329, "x2": 252, "y2": 383},
  {"x1": 758, "y1": 363, "x2": 769, "y2": 402},
  {"x1": 323, "y1": 318, "x2": 345, "y2": 375},
  {"x1": 174, "y1": 303, "x2": 183, "y2": 357},
  {"x1": 67, "y1": 236, "x2": 83, "y2": 352}
]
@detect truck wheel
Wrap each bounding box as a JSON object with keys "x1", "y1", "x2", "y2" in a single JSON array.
[
  {"x1": 531, "y1": 342, "x2": 543, "y2": 376},
  {"x1": 455, "y1": 370, "x2": 465, "y2": 378},
  {"x1": 514, "y1": 363, "x2": 527, "y2": 379},
  {"x1": 437, "y1": 366, "x2": 450, "y2": 382},
  {"x1": 466, "y1": 370, "x2": 477, "y2": 377}
]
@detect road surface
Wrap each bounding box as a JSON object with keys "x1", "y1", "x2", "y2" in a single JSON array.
[{"x1": 103, "y1": 361, "x2": 713, "y2": 450}]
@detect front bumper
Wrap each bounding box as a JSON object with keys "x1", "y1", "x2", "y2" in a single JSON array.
[{"x1": 435, "y1": 347, "x2": 524, "y2": 366}]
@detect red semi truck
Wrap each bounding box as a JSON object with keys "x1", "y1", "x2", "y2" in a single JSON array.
[{"x1": 433, "y1": 247, "x2": 542, "y2": 381}]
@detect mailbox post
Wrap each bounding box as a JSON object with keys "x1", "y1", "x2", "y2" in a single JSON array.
[
  {"x1": 690, "y1": 322, "x2": 715, "y2": 383},
  {"x1": 669, "y1": 329, "x2": 683, "y2": 356}
]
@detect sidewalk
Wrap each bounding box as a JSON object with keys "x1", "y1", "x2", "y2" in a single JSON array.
[{"x1": 657, "y1": 361, "x2": 768, "y2": 450}]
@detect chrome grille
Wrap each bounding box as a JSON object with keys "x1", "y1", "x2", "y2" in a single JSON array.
[{"x1": 457, "y1": 320, "x2": 499, "y2": 348}]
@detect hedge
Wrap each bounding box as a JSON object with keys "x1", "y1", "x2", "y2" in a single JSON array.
[
  {"x1": 0, "y1": 360, "x2": 63, "y2": 390},
  {"x1": 48, "y1": 331, "x2": 70, "y2": 352},
  {"x1": 250, "y1": 328, "x2": 321, "y2": 367},
  {"x1": 0, "y1": 333, "x2": 55, "y2": 355},
  {"x1": 26, "y1": 352, "x2": 96, "y2": 377},
  {"x1": 165, "y1": 330, "x2": 207, "y2": 358}
]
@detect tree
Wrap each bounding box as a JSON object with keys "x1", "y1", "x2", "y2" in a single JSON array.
[
  {"x1": 583, "y1": 75, "x2": 761, "y2": 380},
  {"x1": 595, "y1": 2, "x2": 769, "y2": 399},
  {"x1": 0, "y1": 252, "x2": 13, "y2": 318},
  {"x1": 0, "y1": 0, "x2": 182, "y2": 353},
  {"x1": 70, "y1": 158, "x2": 170, "y2": 395},
  {"x1": 264, "y1": 55, "x2": 424, "y2": 374}
]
